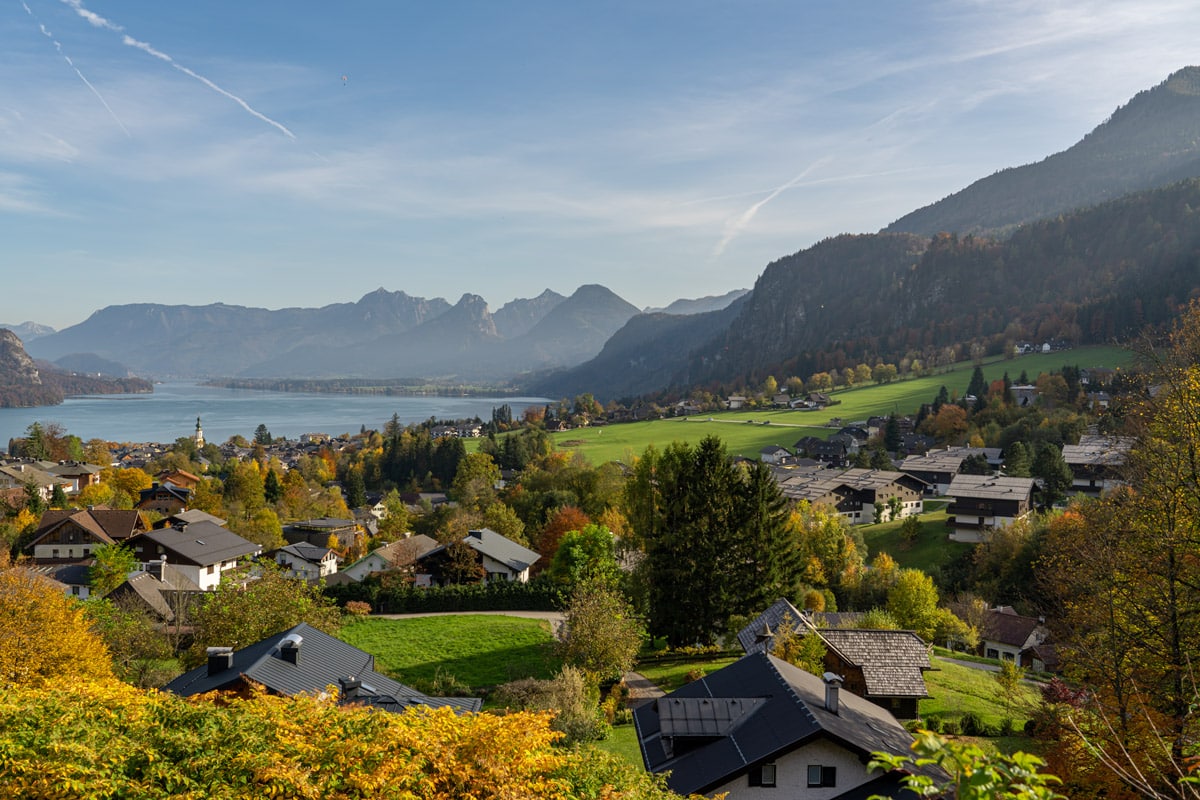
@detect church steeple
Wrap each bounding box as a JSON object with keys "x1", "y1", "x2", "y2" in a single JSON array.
[{"x1": 194, "y1": 416, "x2": 205, "y2": 449}]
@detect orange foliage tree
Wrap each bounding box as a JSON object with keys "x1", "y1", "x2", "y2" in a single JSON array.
[{"x1": 535, "y1": 506, "x2": 591, "y2": 573}]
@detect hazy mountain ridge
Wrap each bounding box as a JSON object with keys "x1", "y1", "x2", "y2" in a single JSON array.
[
  {"x1": 493, "y1": 289, "x2": 566, "y2": 338},
  {"x1": 0, "y1": 330, "x2": 151, "y2": 408},
  {"x1": 887, "y1": 66, "x2": 1200, "y2": 237},
  {"x1": 0, "y1": 322, "x2": 55, "y2": 343},
  {"x1": 529, "y1": 296, "x2": 750, "y2": 401},
  {"x1": 644, "y1": 289, "x2": 749, "y2": 315},
  {"x1": 19, "y1": 68, "x2": 1200, "y2": 399}
]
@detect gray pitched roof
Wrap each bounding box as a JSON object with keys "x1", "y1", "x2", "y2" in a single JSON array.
[
  {"x1": 164, "y1": 622, "x2": 481, "y2": 713},
  {"x1": 422, "y1": 528, "x2": 540, "y2": 573},
  {"x1": 819, "y1": 629, "x2": 931, "y2": 699},
  {"x1": 275, "y1": 542, "x2": 335, "y2": 564},
  {"x1": 464, "y1": 528, "x2": 540, "y2": 571},
  {"x1": 634, "y1": 652, "x2": 937, "y2": 796},
  {"x1": 139, "y1": 521, "x2": 261, "y2": 566}
]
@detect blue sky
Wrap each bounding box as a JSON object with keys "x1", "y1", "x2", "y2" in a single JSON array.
[{"x1": 2, "y1": 1, "x2": 1198, "y2": 330}]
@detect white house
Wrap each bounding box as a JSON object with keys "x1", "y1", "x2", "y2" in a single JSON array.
[
  {"x1": 129, "y1": 521, "x2": 261, "y2": 591},
  {"x1": 635, "y1": 652, "x2": 944, "y2": 798},
  {"x1": 272, "y1": 542, "x2": 339, "y2": 581}
]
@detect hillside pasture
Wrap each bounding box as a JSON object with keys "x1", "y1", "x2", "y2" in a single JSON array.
[
  {"x1": 549, "y1": 345, "x2": 1131, "y2": 465},
  {"x1": 338, "y1": 615, "x2": 561, "y2": 693}
]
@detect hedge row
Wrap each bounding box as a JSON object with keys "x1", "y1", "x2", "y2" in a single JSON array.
[{"x1": 324, "y1": 575, "x2": 567, "y2": 613}]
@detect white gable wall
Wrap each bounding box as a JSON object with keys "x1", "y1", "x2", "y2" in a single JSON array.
[{"x1": 708, "y1": 737, "x2": 871, "y2": 799}]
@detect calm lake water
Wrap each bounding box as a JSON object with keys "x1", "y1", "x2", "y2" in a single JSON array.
[{"x1": 0, "y1": 383, "x2": 550, "y2": 447}]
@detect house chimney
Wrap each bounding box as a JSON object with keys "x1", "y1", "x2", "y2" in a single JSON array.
[
  {"x1": 339, "y1": 676, "x2": 361, "y2": 702},
  {"x1": 822, "y1": 672, "x2": 843, "y2": 715},
  {"x1": 279, "y1": 633, "x2": 303, "y2": 665},
  {"x1": 207, "y1": 646, "x2": 234, "y2": 676}
]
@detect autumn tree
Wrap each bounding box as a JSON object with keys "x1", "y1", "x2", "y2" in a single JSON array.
[
  {"x1": 789, "y1": 501, "x2": 864, "y2": 604},
  {"x1": 186, "y1": 565, "x2": 341, "y2": 667},
  {"x1": 886, "y1": 568, "x2": 942, "y2": 642},
  {"x1": 88, "y1": 543, "x2": 137, "y2": 596},
  {"x1": 535, "y1": 506, "x2": 591, "y2": 571},
  {"x1": 1039, "y1": 302, "x2": 1200, "y2": 792},
  {"x1": 450, "y1": 451, "x2": 501, "y2": 513},
  {"x1": 433, "y1": 539, "x2": 486, "y2": 585},
  {"x1": 85, "y1": 598, "x2": 173, "y2": 688},
  {"x1": 770, "y1": 612, "x2": 827, "y2": 675},
  {"x1": 558, "y1": 578, "x2": 645, "y2": 684},
  {"x1": 0, "y1": 565, "x2": 114, "y2": 686},
  {"x1": 0, "y1": 679, "x2": 684, "y2": 798}
]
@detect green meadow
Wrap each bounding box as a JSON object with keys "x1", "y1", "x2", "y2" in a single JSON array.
[
  {"x1": 549, "y1": 345, "x2": 1132, "y2": 465},
  {"x1": 338, "y1": 615, "x2": 561, "y2": 692}
]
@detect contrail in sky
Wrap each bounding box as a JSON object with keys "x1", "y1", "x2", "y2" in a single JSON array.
[
  {"x1": 21, "y1": 1, "x2": 131, "y2": 136},
  {"x1": 713, "y1": 156, "x2": 833, "y2": 258},
  {"x1": 60, "y1": 0, "x2": 296, "y2": 140}
]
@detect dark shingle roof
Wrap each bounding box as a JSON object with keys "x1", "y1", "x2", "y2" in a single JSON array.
[
  {"x1": 634, "y1": 652, "x2": 936, "y2": 796},
  {"x1": 736, "y1": 598, "x2": 804, "y2": 655},
  {"x1": 139, "y1": 521, "x2": 261, "y2": 566},
  {"x1": 819, "y1": 629, "x2": 931, "y2": 699},
  {"x1": 982, "y1": 606, "x2": 1043, "y2": 648},
  {"x1": 164, "y1": 623, "x2": 480, "y2": 713}
]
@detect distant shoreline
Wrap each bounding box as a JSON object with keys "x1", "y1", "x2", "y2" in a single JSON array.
[{"x1": 202, "y1": 378, "x2": 527, "y2": 397}]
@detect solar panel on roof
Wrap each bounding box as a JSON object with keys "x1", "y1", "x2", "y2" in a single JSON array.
[{"x1": 657, "y1": 697, "x2": 766, "y2": 737}]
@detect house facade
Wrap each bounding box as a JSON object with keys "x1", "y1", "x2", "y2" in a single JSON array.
[
  {"x1": 417, "y1": 528, "x2": 540, "y2": 587},
  {"x1": 635, "y1": 652, "x2": 942, "y2": 798},
  {"x1": 1061, "y1": 435, "x2": 1133, "y2": 496},
  {"x1": 27, "y1": 508, "x2": 149, "y2": 561},
  {"x1": 271, "y1": 542, "x2": 339, "y2": 581},
  {"x1": 945, "y1": 474, "x2": 1035, "y2": 543},
  {"x1": 129, "y1": 521, "x2": 261, "y2": 591}
]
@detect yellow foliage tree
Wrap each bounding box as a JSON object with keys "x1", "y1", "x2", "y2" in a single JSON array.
[
  {"x1": 0, "y1": 679, "x2": 692, "y2": 799},
  {"x1": 0, "y1": 567, "x2": 113, "y2": 687}
]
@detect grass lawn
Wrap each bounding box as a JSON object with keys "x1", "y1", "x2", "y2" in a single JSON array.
[
  {"x1": 634, "y1": 656, "x2": 740, "y2": 693},
  {"x1": 338, "y1": 615, "x2": 561, "y2": 692},
  {"x1": 593, "y1": 723, "x2": 643, "y2": 766},
  {"x1": 921, "y1": 656, "x2": 1041, "y2": 733},
  {"x1": 549, "y1": 345, "x2": 1132, "y2": 465},
  {"x1": 860, "y1": 509, "x2": 973, "y2": 575}
]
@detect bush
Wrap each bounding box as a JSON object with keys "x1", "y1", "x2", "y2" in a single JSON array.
[
  {"x1": 344, "y1": 600, "x2": 372, "y2": 616},
  {"x1": 959, "y1": 711, "x2": 984, "y2": 736},
  {"x1": 999, "y1": 717, "x2": 1015, "y2": 736},
  {"x1": 494, "y1": 667, "x2": 610, "y2": 745},
  {"x1": 684, "y1": 668, "x2": 706, "y2": 684},
  {"x1": 325, "y1": 574, "x2": 566, "y2": 613}
]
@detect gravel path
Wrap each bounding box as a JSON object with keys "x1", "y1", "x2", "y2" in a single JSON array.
[{"x1": 622, "y1": 671, "x2": 665, "y2": 708}]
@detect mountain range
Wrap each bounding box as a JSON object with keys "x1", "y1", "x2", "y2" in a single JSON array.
[{"x1": 13, "y1": 66, "x2": 1200, "y2": 403}]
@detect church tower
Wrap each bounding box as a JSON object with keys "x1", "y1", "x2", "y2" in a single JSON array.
[{"x1": 194, "y1": 416, "x2": 205, "y2": 449}]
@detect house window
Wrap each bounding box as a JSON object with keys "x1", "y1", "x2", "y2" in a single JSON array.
[
  {"x1": 986, "y1": 648, "x2": 1000, "y2": 659},
  {"x1": 748, "y1": 763, "x2": 777, "y2": 787},
  {"x1": 71, "y1": 586, "x2": 80, "y2": 596},
  {"x1": 807, "y1": 765, "x2": 836, "y2": 788},
  {"x1": 52, "y1": 549, "x2": 59, "y2": 558},
  {"x1": 207, "y1": 564, "x2": 215, "y2": 574}
]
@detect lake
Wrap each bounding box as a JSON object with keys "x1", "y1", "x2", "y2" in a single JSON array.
[{"x1": 0, "y1": 383, "x2": 551, "y2": 447}]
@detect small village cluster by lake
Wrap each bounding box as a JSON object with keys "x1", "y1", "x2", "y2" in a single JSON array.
[{"x1": 0, "y1": 382, "x2": 551, "y2": 449}]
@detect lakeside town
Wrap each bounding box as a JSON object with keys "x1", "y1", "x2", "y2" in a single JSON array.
[{"x1": 0, "y1": 328, "x2": 1186, "y2": 798}]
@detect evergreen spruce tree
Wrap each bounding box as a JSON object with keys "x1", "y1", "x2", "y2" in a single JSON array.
[{"x1": 626, "y1": 436, "x2": 800, "y2": 647}]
